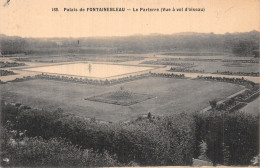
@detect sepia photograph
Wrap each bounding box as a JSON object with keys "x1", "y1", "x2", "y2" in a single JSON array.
[{"x1": 0, "y1": 0, "x2": 259, "y2": 167}]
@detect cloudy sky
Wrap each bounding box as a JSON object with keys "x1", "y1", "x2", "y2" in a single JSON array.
[{"x1": 0, "y1": 0, "x2": 259, "y2": 37}]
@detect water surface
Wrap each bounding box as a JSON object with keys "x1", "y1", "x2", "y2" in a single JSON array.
[{"x1": 25, "y1": 63, "x2": 154, "y2": 78}]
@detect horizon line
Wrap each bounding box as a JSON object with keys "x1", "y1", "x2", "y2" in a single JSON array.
[{"x1": 1, "y1": 30, "x2": 259, "y2": 39}]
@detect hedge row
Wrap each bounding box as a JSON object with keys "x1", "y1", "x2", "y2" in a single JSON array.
[
  {"x1": 0, "y1": 61, "x2": 25, "y2": 68},
  {"x1": 0, "y1": 70, "x2": 15, "y2": 76}
]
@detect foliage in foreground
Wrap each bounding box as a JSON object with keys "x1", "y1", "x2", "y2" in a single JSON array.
[
  {"x1": 1, "y1": 102, "x2": 195, "y2": 166},
  {"x1": 1, "y1": 101, "x2": 259, "y2": 166},
  {"x1": 1, "y1": 128, "x2": 120, "y2": 167},
  {"x1": 194, "y1": 110, "x2": 259, "y2": 166}
]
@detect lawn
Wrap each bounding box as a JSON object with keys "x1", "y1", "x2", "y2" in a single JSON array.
[
  {"x1": 190, "y1": 61, "x2": 259, "y2": 73},
  {"x1": 240, "y1": 97, "x2": 259, "y2": 115},
  {"x1": 0, "y1": 77, "x2": 244, "y2": 122},
  {"x1": 144, "y1": 57, "x2": 259, "y2": 73}
]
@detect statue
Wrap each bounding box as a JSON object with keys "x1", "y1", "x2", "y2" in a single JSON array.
[{"x1": 88, "y1": 64, "x2": 92, "y2": 73}]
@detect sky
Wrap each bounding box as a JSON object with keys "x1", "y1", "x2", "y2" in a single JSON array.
[{"x1": 0, "y1": 0, "x2": 259, "y2": 38}]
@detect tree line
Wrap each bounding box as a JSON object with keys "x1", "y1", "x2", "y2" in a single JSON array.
[{"x1": 1, "y1": 31, "x2": 259, "y2": 55}]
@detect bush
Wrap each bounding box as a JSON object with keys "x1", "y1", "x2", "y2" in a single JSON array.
[
  {"x1": 2, "y1": 101, "x2": 258, "y2": 166},
  {"x1": 194, "y1": 111, "x2": 259, "y2": 165},
  {"x1": 1, "y1": 102, "x2": 196, "y2": 166},
  {"x1": 1, "y1": 128, "x2": 120, "y2": 167}
]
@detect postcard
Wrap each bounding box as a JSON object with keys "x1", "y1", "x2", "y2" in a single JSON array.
[{"x1": 0, "y1": 0, "x2": 259, "y2": 167}]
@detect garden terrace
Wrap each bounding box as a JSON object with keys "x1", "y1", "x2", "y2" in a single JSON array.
[
  {"x1": 197, "y1": 77, "x2": 259, "y2": 112},
  {"x1": 216, "y1": 85, "x2": 260, "y2": 111},
  {"x1": 0, "y1": 77, "x2": 243, "y2": 122}
]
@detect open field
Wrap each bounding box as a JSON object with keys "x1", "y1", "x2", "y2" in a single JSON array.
[{"x1": 0, "y1": 77, "x2": 244, "y2": 122}]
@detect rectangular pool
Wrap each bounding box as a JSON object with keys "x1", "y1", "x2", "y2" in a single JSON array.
[{"x1": 24, "y1": 63, "x2": 155, "y2": 78}]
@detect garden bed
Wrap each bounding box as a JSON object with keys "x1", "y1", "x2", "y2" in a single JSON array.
[{"x1": 85, "y1": 90, "x2": 154, "y2": 106}]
